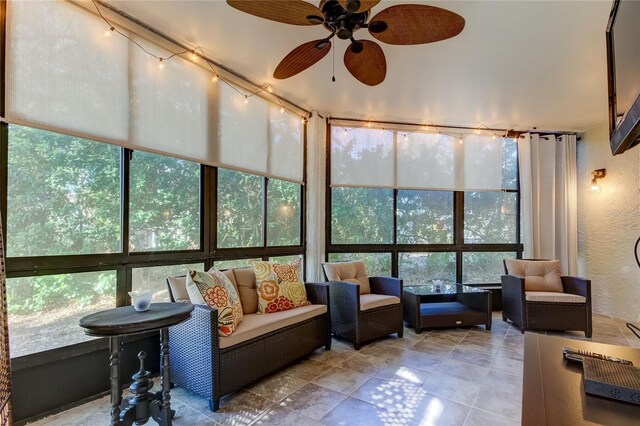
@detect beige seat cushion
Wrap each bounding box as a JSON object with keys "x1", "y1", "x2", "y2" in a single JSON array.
[
  {"x1": 219, "y1": 304, "x2": 327, "y2": 349},
  {"x1": 525, "y1": 291, "x2": 586, "y2": 304},
  {"x1": 360, "y1": 294, "x2": 400, "y2": 311},
  {"x1": 323, "y1": 261, "x2": 371, "y2": 295},
  {"x1": 168, "y1": 269, "x2": 237, "y2": 303},
  {"x1": 231, "y1": 267, "x2": 259, "y2": 315},
  {"x1": 504, "y1": 259, "x2": 563, "y2": 293}
]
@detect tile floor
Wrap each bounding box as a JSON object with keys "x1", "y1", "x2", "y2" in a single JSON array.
[{"x1": 29, "y1": 312, "x2": 638, "y2": 426}]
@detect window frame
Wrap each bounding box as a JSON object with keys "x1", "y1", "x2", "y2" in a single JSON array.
[
  {"x1": 325, "y1": 122, "x2": 522, "y2": 284},
  {"x1": 0, "y1": 124, "x2": 306, "y2": 361}
]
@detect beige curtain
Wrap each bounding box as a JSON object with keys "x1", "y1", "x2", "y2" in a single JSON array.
[
  {"x1": 519, "y1": 133, "x2": 578, "y2": 275},
  {"x1": 0, "y1": 216, "x2": 13, "y2": 425}
]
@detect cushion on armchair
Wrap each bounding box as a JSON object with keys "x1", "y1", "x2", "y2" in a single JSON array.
[
  {"x1": 504, "y1": 259, "x2": 563, "y2": 293},
  {"x1": 525, "y1": 291, "x2": 586, "y2": 303},
  {"x1": 360, "y1": 294, "x2": 400, "y2": 311},
  {"x1": 322, "y1": 260, "x2": 371, "y2": 295}
]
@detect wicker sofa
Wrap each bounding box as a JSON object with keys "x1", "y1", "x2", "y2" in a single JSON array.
[{"x1": 165, "y1": 267, "x2": 331, "y2": 411}]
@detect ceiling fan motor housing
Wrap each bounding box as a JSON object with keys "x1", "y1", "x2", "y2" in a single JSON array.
[{"x1": 321, "y1": 0, "x2": 369, "y2": 39}]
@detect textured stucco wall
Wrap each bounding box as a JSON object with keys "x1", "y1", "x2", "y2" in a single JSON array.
[{"x1": 576, "y1": 123, "x2": 640, "y2": 322}]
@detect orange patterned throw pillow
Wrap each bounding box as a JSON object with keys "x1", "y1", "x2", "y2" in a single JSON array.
[
  {"x1": 186, "y1": 269, "x2": 243, "y2": 337},
  {"x1": 252, "y1": 259, "x2": 310, "y2": 314}
]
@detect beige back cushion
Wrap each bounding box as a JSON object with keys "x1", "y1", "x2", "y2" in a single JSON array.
[
  {"x1": 230, "y1": 267, "x2": 259, "y2": 314},
  {"x1": 323, "y1": 260, "x2": 371, "y2": 295},
  {"x1": 168, "y1": 269, "x2": 237, "y2": 303},
  {"x1": 504, "y1": 259, "x2": 563, "y2": 293}
]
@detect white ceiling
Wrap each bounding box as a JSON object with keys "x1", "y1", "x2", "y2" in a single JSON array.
[{"x1": 107, "y1": 0, "x2": 613, "y2": 132}]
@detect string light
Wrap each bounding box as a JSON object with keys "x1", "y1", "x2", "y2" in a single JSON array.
[
  {"x1": 243, "y1": 95, "x2": 249, "y2": 105},
  {"x1": 158, "y1": 58, "x2": 165, "y2": 70},
  {"x1": 104, "y1": 26, "x2": 115, "y2": 38},
  {"x1": 267, "y1": 86, "x2": 274, "y2": 94},
  {"x1": 458, "y1": 136, "x2": 464, "y2": 144},
  {"x1": 474, "y1": 129, "x2": 481, "y2": 135},
  {"x1": 190, "y1": 49, "x2": 198, "y2": 62},
  {"x1": 211, "y1": 75, "x2": 219, "y2": 83},
  {"x1": 366, "y1": 121, "x2": 372, "y2": 128},
  {"x1": 403, "y1": 133, "x2": 408, "y2": 140},
  {"x1": 280, "y1": 106, "x2": 285, "y2": 114},
  {"x1": 492, "y1": 133, "x2": 497, "y2": 140}
]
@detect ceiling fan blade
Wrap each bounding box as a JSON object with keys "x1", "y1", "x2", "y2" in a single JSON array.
[
  {"x1": 227, "y1": 0, "x2": 324, "y2": 26},
  {"x1": 343, "y1": 39, "x2": 386, "y2": 86},
  {"x1": 338, "y1": 0, "x2": 380, "y2": 13},
  {"x1": 274, "y1": 39, "x2": 332, "y2": 79},
  {"x1": 368, "y1": 4, "x2": 465, "y2": 45}
]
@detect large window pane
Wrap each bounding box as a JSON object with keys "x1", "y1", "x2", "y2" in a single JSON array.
[
  {"x1": 7, "y1": 125, "x2": 121, "y2": 257},
  {"x1": 331, "y1": 187, "x2": 393, "y2": 244},
  {"x1": 217, "y1": 169, "x2": 263, "y2": 248},
  {"x1": 129, "y1": 151, "x2": 200, "y2": 252},
  {"x1": 132, "y1": 263, "x2": 204, "y2": 303},
  {"x1": 502, "y1": 138, "x2": 518, "y2": 190},
  {"x1": 214, "y1": 258, "x2": 260, "y2": 270},
  {"x1": 7, "y1": 271, "x2": 117, "y2": 357},
  {"x1": 464, "y1": 192, "x2": 518, "y2": 243},
  {"x1": 463, "y1": 252, "x2": 517, "y2": 284},
  {"x1": 328, "y1": 253, "x2": 392, "y2": 277},
  {"x1": 267, "y1": 179, "x2": 301, "y2": 246},
  {"x1": 397, "y1": 190, "x2": 453, "y2": 244},
  {"x1": 399, "y1": 252, "x2": 456, "y2": 285}
]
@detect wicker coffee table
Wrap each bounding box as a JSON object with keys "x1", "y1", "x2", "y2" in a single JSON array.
[{"x1": 403, "y1": 284, "x2": 492, "y2": 333}]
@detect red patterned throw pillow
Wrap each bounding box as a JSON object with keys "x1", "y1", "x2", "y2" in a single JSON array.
[
  {"x1": 252, "y1": 259, "x2": 310, "y2": 314},
  {"x1": 186, "y1": 270, "x2": 243, "y2": 337}
]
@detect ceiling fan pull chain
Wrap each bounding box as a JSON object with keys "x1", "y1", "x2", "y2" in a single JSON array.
[{"x1": 332, "y1": 41, "x2": 336, "y2": 82}]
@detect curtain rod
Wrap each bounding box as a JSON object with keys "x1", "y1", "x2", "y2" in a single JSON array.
[
  {"x1": 329, "y1": 116, "x2": 521, "y2": 134},
  {"x1": 93, "y1": 0, "x2": 310, "y2": 116}
]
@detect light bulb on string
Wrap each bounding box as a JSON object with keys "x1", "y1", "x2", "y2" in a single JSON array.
[
  {"x1": 105, "y1": 26, "x2": 115, "y2": 38},
  {"x1": 158, "y1": 58, "x2": 165, "y2": 70},
  {"x1": 190, "y1": 50, "x2": 198, "y2": 62},
  {"x1": 458, "y1": 136, "x2": 464, "y2": 144},
  {"x1": 366, "y1": 121, "x2": 372, "y2": 128},
  {"x1": 474, "y1": 129, "x2": 481, "y2": 135},
  {"x1": 403, "y1": 133, "x2": 408, "y2": 140},
  {"x1": 211, "y1": 75, "x2": 219, "y2": 83},
  {"x1": 267, "y1": 86, "x2": 274, "y2": 94},
  {"x1": 243, "y1": 95, "x2": 249, "y2": 106},
  {"x1": 492, "y1": 133, "x2": 497, "y2": 140},
  {"x1": 280, "y1": 106, "x2": 285, "y2": 114}
]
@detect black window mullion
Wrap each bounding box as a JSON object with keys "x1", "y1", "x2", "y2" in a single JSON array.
[
  {"x1": 117, "y1": 266, "x2": 129, "y2": 307},
  {"x1": 122, "y1": 148, "x2": 131, "y2": 256},
  {"x1": 263, "y1": 176, "x2": 268, "y2": 248}
]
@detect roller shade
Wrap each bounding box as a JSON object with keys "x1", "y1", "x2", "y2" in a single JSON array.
[
  {"x1": 4, "y1": 0, "x2": 304, "y2": 184},
  {"x1": 331, "y1": 124, "x2": 506, "y2": 191}
]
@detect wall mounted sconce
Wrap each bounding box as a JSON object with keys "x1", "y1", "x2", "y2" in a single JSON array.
[{"x1": 590, "y1": 168, "x2": 606, "y2": 193}]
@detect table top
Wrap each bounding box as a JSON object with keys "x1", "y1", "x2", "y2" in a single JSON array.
[
  {"x1": 79, "y1": 303, "x2": 194, "y2": 337},
  {"x1": 404, "y1": 283, "x2": 488, "y2": 296},
  {"x1": 523, "y1": 333, "x2": 640, "y2": 426}
]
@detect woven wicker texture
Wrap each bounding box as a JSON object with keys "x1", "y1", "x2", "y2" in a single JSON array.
[
  {"x1": 167, "y1": 278, "x2": 330, "y2": 411},
  {"x1": 0, "y1": 217, "x2": 12, "y2": 425},
  {"x1": 327, "y1": 277, "x2": 403, "y2": 349}
]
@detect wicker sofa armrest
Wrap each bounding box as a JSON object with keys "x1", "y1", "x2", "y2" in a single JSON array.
[
  {"x1": 561, "y1": 276, "x2": 591, "y2": 298},
  {"x1": 305, "y1": 282, "x2": 330, "y2": 306},
  {"x1": 168, "y1": 304, "x2": 218, "y2": 401},
  {"x1": 369, "y1": 276, "x2": 403, "y2": 297}
]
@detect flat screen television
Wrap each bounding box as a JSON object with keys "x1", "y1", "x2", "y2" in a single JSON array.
[{"x1": 606, "y1": 0, "x2": 640, "y2": 155}]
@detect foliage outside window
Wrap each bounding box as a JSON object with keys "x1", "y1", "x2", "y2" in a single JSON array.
[
  {"x1": 267, "y1": 179, "x2": 301, "y2": 246},
  {"x1": 327, "y1": 253, "x2": 392, "y2": 277},
  {"x1": 464, "y1": 192, "x2": 518, "y2": 244},
  {"x1": 397, "y1": 190, "x2": 453, "y2": 244},
  {"x1": 129, "y1": 151, "x2": 201, "y2": 252},
  {"x1": 462, "y1": 252, "x2": 517, "y2": 283},
  {"x1": 6, "y1": 125, "x2": 121, "y2": 257},
  {"x1": 217, "y1": 168, "x2": 263, "y2": 248},
  {"x1": 331, "y1": 187, "x2": 394, "y2": 244},
  {"x1": 399, "y1": 252, "x2": 457, "y2": 285},
  {"x1": 7, "y1": 271, "x2": 117, "y2": 357},
  {"x1": 132, "y1": 263, "x2": 204, "y2": 303},
  {"x1": 214, "y1": 258, "x2": 261, "y2": 270}
]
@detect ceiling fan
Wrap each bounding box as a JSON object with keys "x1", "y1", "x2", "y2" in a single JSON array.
[{"x1": 227, "y1": 0, "x2": 465, "y2": 86}]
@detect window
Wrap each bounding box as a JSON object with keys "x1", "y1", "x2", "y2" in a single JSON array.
[
  {"x1": 267, "y1": 179, "x2": 301, "y2": 246},
  {"x1": 131, "y1": 263, "x2": 204, "y2": 302},
  {"x1": 6, "y1": 125, "x2": 121, "y2": 257},
  {"x1": 217, "y1": 168, "x2": 263, "y2": 248},
  {"x1": 328, "y1": 253, "x2": 392, "y2": 277},
  {"x1": 399, "y1": 252, "x2": 456, "y2": 285},
  {"x1": 331, "y1": 187, "x2": 393, "y2": 244},
  {"x1": 7, "y1": 271, "x2": 117, "y2": 357},
  {"x1": 502, "y1": 138, "x2": 518, "y2": 190},
  {"x1": 462, "y1": 252, "x2": 517, "y2": 283},
  {"x1": 397, "y1": 190, "x2": 453, "y2": 244},
  {"x1": 464, "y1": 192, "x2": 518, "y2": 244},
  {"x1": 129, "y1": 151, "x2": 201, "y2": 252}
]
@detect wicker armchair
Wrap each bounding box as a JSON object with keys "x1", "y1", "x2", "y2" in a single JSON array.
[
  {"x1": 323, "y1": 261, "x2": 403, "y2": 350},
  {"x1": 501, "y1": 259, "x2": 592, "y2": 337}
]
